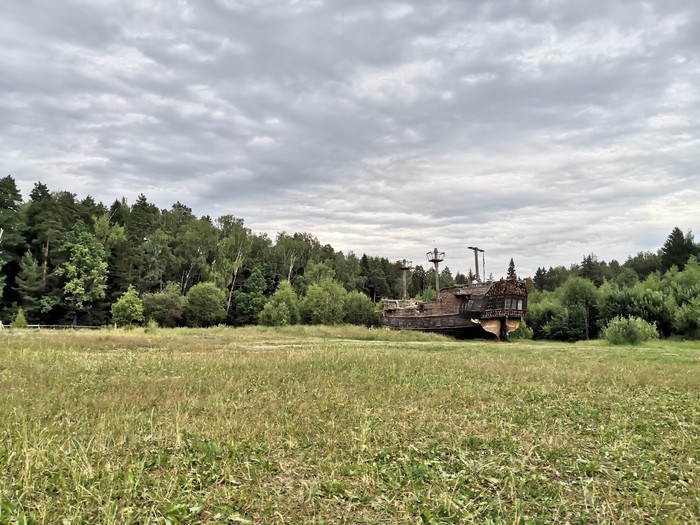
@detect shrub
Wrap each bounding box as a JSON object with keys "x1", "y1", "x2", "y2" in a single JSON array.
[
  {"x1": 509, "y1": 320, "x2": 533, "y2": 340},
  {"x1": 12, "y1": 307, "x2": 28, "y2": 328},
  {"x1": 111, "y1": 285, "x2": 144, "y2": 327},
  {"x1": 143, "y1": 283, "x2": 185, "y2": 328},
  {"x1": 259, "y1": 301, "x2": 291, "y2": 326},
  {"x1": 144, "y1": 319, "x2": 159, "y2": 334},
  {"x1": 258, "y1": 281, "x2": 299, "y2": 327},
  {"x1": 185, "y1": 282, "x2": 226, "y2": 327},
  {"x1": 302, "y1": 278, "x2": 348, "y2": 325},
  {"x1": 344, "y1": 291, "x2": 380, "y2": 327},
  {"x1": 672, "y1": 296, "x2": 700, "y2": 338},
  {"x1": 603, "y1": 316, "x2": 660, "y2": 345}
]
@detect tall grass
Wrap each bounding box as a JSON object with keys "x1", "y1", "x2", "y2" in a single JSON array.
[{"x1": 1, "y1": 328, "x2": 698, "y2": 523}]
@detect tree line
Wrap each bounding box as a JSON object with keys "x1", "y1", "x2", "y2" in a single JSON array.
[
  {"x1": 527, "y1": 227, "x2": 700, "y2": 341},
  {"x1": 0, "y1": 176, "x2": 470, "y2": 327},
  {"x1": 2, "y1": 176, "x2": 698, "y2": 338}
]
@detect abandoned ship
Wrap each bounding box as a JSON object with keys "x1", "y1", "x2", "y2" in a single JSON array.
[
  {"x1": 382, "y1": 247, "x2": 528, "y2": 340},
  {"x1": 382, "y1": 277, "x2": 528, "y2": 340}
]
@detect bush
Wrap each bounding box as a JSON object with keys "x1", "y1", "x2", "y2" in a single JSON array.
[
  {"x1": 144, "y1": 319, "x2": 159, "y2": 334},
  {"x1": 12, "y1": 307, "x2": 28, "y2": 328},
  {"x1": 143, "y1": 283, "x2": 185, "y2": 328},
  {"x1": 302, "y1": 278, "x2": 348, "y2": 325},
  {"x1": 111, "y1": 285, "x2": 144, "y2": 327},
  {"x1": 258, "y1": 281, "x2": 299, "y2": 326},
  {"x1": 185, "y1": 282, "x2": 226, "y2": 327},
  {"x1": 259, "y1": 301, "x2": 291, "y2": 326},
  {"x1": 603, "y1": 316, "x2": 660, "y2": 345},
  {"x1": 344, "y1": 291, "x2": 380, "y2": 327},
  {"x1": 672, "y1": 296, "x2": 700, "y2": 338}
]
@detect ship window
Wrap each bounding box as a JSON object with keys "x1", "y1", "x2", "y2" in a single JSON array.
[
  {"x1": 517, "y1": 299, "x2": 523, "y2": 310},
  {"x1": 504, "y1": 298, "x2": 512, "y2": 309},
  {"x1": 466, "y1": 298, "x2": 481, "y2": 311},
  {"x1": 486, "y1": 297, "x2": 505, "y2": 310}
]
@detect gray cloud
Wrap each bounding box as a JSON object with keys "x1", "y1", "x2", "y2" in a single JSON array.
[{"x1": 2, "y1": 0, "x2": 700, "y2": 277}]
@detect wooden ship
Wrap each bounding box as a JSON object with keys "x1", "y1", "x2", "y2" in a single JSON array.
[{"x1": 382, "y1": 248, "x2": 528, "y2": 340}]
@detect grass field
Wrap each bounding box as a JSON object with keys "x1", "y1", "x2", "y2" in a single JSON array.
[{"x1": 1, "y1": 326, "x2": 698, "y2": 524}]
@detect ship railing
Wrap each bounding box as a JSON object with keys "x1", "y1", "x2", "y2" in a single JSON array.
[{"x1": 481, "y1": 308, "x2": 526, "y2": 319}]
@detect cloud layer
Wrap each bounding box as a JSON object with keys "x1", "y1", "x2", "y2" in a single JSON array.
[{"x1": 3, "y1": 0, "x2": 700, "y2": 276}]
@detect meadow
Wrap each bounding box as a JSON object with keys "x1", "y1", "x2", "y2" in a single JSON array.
[{"x1": 0, "y1": 326, "x2": 698, "y2": 524}]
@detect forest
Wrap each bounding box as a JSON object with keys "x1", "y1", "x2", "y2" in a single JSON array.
[{"x1": 1, "y1": 175, "x2": 699, "y2": 339}]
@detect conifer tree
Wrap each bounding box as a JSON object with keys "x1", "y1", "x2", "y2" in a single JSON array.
[
  {"x1": 14, "y1": 251, "x2": 44, "y2": 321},
  {"x1": 507, "y1": 258, "x2": 516, "y2": 279},
  {"x1": 661, "y1": 227, "x2": 696, "y2": 271}
]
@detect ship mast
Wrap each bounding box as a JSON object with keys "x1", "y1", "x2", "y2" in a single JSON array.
[
  {"x1": 399, "y1": 259, "x2": 413, "y2": 300},
  {"x1": 467, "y1": 246, "x2": 485, "y2": 282},
  {"x1": 426, "y1": 248, "x2": 445, "y2": 292}
]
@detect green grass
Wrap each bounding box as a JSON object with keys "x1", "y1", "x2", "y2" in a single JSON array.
[{"x1": 1, "y1": 327, "x2": 698, "y2": 524}]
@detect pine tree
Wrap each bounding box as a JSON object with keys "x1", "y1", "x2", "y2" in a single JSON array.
[
  {"x1": 0, "y1": 176, "x2": 27, "y2": 313},
  {"x1": 661, "y1": 227, "x2": 696, "y2": 271},
  {"x1": 507, "y1": 258, "x2": 516, "y2": 279},
  {"x1": 0, "y1": 175, "x2": 26, "y2": 265},
  {"x1": 14, "y1": 251, "x2": 44, "y2": 321}
]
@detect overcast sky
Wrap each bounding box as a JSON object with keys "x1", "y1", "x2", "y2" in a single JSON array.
[{"x1": 3, "y1": 0, "x2": 700, "y2": 277}]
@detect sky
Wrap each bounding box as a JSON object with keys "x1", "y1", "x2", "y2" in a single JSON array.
[{"x1": 3, "y1": 0, "x2": 700, "y2": 278}]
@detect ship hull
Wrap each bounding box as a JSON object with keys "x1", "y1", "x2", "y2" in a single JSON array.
[{"x1": 382, "y1": 280, "x2": 527, "y2": 340}]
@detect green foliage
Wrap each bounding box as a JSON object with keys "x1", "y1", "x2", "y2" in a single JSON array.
[
  {"x1": 603, "y1": 316, "x2": 660, "y2": 345},
  {"x1": 555, "y1": 276, "x2": 598, "y2": 339},
  {"x1": 60, "y1": 223, "x2": 109, "y2": 320},
  {"x1": 175, "y1": 217, "x2": 219, "y2": 293},
  {"x1": 302, "y1": 278, "x2": 348, "y2": 325},
  {"x1": 439, "y1": 266, "x2": 454, "y2": 289},
  {"x1": 672, "y1": 297, "x2": 700, "y2": 338},
  {"x1": 185, "y1": 282, "x2": 226, "y2": 327},
  {"x1": 140, "y1": 228, "x2": 175, "y2": 293},
  {"x1": 416, "y1": 288, "x2": 437, "y2": 302},
  {"x1": 623, "y1": 251, "x2": 661, "y2": 280},
  {"x1": 258, "y1": 301, "x2": 291, "y2": 326},
  {"x1": 578, "y1": 253, "x2": 610, "y2": 287},
  {"x1": 144, "y1": 319, "x2": 159, "y2": 334},
  {"x1": 111, "y1": 285, "x2": 144, "y2": 327},
  {"x1": 0, "y1": 175, "x2": 27, "y2": 266},
  {"x1": 344, "y1": 291, "x2": 380, "y2": 327},
  {"x1": 507, "y1": 258, "x2": 516, "y2": 279},
  {"x1": 234, "y1": 267, "x2": 268, "y2": 325},
  {"x1": 614, "y1": 267, "x2": 639, "y2": 288},
  {"x1": 597, "y1": 282, "x2": 674, "y2": 337},
  {"x1": 661, "y1": 227, "x2": 696, "y2": 272},
  {"x1": 334, "y1": 251, "x2": 366, "y2": 292},
  {"x1": 258, "y1": 281, "x2": 300, "y2": 326},
  {"x1": 142, "y1": 283, "x2": 185, "y2": 328},
  {"x1": 532, "y1": 265, "x2": 573, "y2": 292},
  {"x1": 8, "y1": 179, "x2": 700, "y2": 342},
  {"x1": 12, "y1": 307, "x2": 28, "y2": 328},
  {"x1": 14, "y1": 251, "x2": 44, "y2": 320}
]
